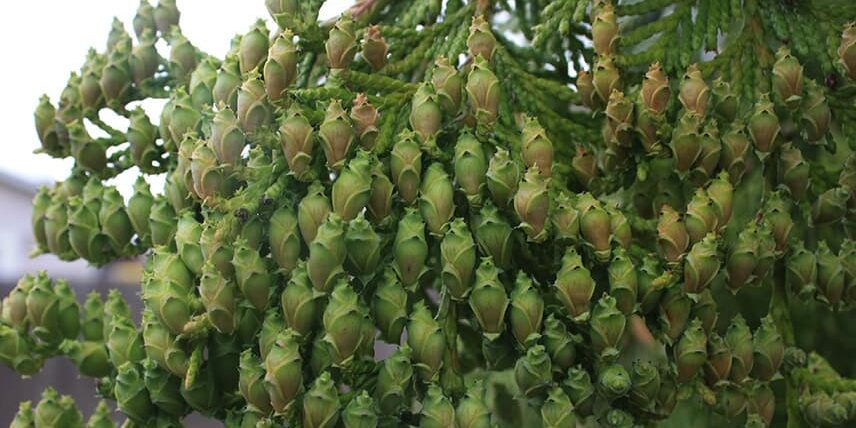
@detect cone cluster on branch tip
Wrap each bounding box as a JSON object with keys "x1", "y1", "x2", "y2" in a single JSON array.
[{"x1": 6, "y1": 0, "x2": 856, "y2": 427}]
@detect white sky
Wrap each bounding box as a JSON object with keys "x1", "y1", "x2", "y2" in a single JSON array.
[{"x1": 0, "y1": 0, "x2": 353, "y2": 194}]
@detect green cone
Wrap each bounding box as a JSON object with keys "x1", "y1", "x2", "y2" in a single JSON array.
[
  {"x1": 280, "y1": 261, "x2": 318, "y2": 337},
  {"x1": 303, "y1": 371, "x2": 340, "y2": 428},
  {"x1": 407, "y1": 301, "x2": 446, "y2": 381},
  {"x1": 375, "y1": 345, "x2": 414, "y2": 414},
  {"x1": 372, "y1": 268, "x2": 408, "y2": 343},
  {"x1": 469, "y1": 257, "x2": 509, "y2": 340}
]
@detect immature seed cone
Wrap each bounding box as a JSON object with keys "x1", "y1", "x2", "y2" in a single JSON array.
[
  {"x1": 420, "y1": 163, "x2": 455, "y2": 235},
  {"x1": 684, "y1": 233, "x2": 720, "y2": 294},
  {"x1": 34, "y1": 96, "x2": 62, "y2": 156},
  {"x1": 233, "y1": 239, "x2": 273, "y2": 311},
  {"x1": 389, "y1": 131, "x2": 423, "y2": 205},
  {"x1": 692, "y1": 120, "x2": 721, "y2": 183},
  {"x1": 577, "y1": 70, "x2": 600, "y2": 110},
  {"x1": 685, "y1": 189, "x2": 718, "y2": 244},
  {"x1": 456, "y1": 381, "x2": 491, "y2": 428},
  {"x1": 606, "y1": 90, "x2": 635, "y2": 147},
  {"x1": 712, "y1": 78, "x2": 738, "y2": 122},
  {"x1": 592, "y1": 3, "x2": 619, "y2": 55},
  {"x1": 816, "y1": 241, "x2": 845, "y2": 306},
  {"x1": 168, "y1": 90, "x2": 201, "y2": 146},
  {"x1": 678, "y1": 64, "x2": 709, "y2": 115},
  {"x1": 239, "y1": 20, "x2": 269, "y2": 74},
  {"x1": 514, "y1": 165, "x2": 550, "y2": 242},
  {"x1": 189, "y1": 57, "x2": 217, "y2": 108},
  {"x1": 726, "y1": 315, "x2": 754, "y2": 382},
  {"x1": 608, "y1": 248, "x2": 638, "y2": 315},
  {"x1": 307, "y1": 213, "x2": 346, "y2": 294},
  {"x1": 509, "y1": 272, "x2": 544, "y2": 346},
  {"x1": 68, "y1": 121, "x2": 107, "y2": 173},
  {"x1": 720, "y1": 124, "x2": 751, "y2": 185},
  {"x1": 674, "y1": 318, "x2": 707, "y2": 383},
  {"x1": 543, "y1": 314, "x2": 577, "y2": 371},
  {"x1": 707, "y1": 172, "x2": 734, "y2": 226},
  {"x1": 367, "y1": 163, "x2": 394, "y2": 224},
  {"x1": 454, "y1": 132, "x2": 487, "y2": 206},
  {"x1": 199, "y1": 261, "x2": 238, "y2": 334},
  {"x1": 115, "y1": 362, "x2": 156, "y2": 423},
  {"x1": 772, "y1": 47, "x2": 804, "y2": 109},
  {"x1": 541, "y1": 386, "x2": 576, "y2": 428},
  {"x1": 210, "y1": 107, "x2": 245, "y2": 167},
  {"x1": 322, "y1": 281, "x2": 374, "y2": 365},
  {"x1": 593, "y1": 55, "x2": 621, "y2": 106},
  {"x1": 563, "y1": 366, "x2": 595, "y2": 417},
  {"x1": 590, "y1": 294, "x2": 626, "y2": 360},
  {"x1": 344, "y1": 213, "x2": 382, "y2": 281},
  {"x1": 421, "y1": 384, "x2": 456, "y2": 428},
  {"x1": 214, "y1": 55, "x2": 242, "y2": 111},
  {"x1": 394, "y1": 208, "x2": 428, "y2": 287},
  {"x1": 261, "y1": 30, "x2": 298, "y2": 101},
  {"x1": 107, "y1": 314, "x2": 145, "y2": 368},
  {"x1": 299, "y1": 182, "x2": 332, "y2": 244},
  {"x1": 351, "y1": 94, "x2": 379, "y2": 149},
  {"x1": 513, "y1": 344, "x2": 552, "y2": 398},
  {"x1": 268, "y1": 206, "x2": 301, "y2": 275},
  {"x1": 551, "y1": 193, "x2": 580, "y2": 241},
  {"x1": 440, "y1": 218, "x2": 477, "y2": 300},
  {"x1": 433, "y1": 56, "x2": 463, "y2": 114},
  {"x1": 0, "y1": 325, "x2": 43, "y2": 375},
  {"x1": 747, "y1": 382, "x2": 775, "y2": 425},
  {"x1": 466, "y1": 56, "x2": 501, "y2": 124},
  {"x1": 469, "y1": 257, "x2": 509, "y2": 340},
  {"x1": 486, "y1": 148, "x2": 521, "y2": 209},
  {"x1": 320, "y1": 100, "x2": 355, "y2": 171},
  {"x1": 340, "y1": 391, "x2": 377, "y2": 428},
  {"x1": 142, "y1": 358, "x2": 188, "y2": 418},
  {"x1": 657, "y1": 205, "x2": 689, "y2": 263},
  {"x1": 598, "y1": 363, "x2": 631, "y2": 401},
  {"x1": 802, "y1": 392, "x2": 849, "y2": 428},
  {"x1": 801, "y1": 80, "x2": 831, "y2": 142},
  {"x1": 131, "y1": 30, "x2": 160, "y2": 86},
  {"x1": 703, "y1": 332, "x2": 732, "y2": 386},
  {"x1": 280, "y1": 262, "x2": 317, "y2": 337},
  {"x1": 33, "y1": 387, "x2": 83, "y2": 428},
  {"x1": 96, "y1": 186, "x2": 132, "y2": 257},
  {"x1": 641, "y1": 63, "x2": 671, "y2": 114},
  {"x1": 629, "y1": 360, "x2": 661, "y2": 410},
  {"x1": 332, "y1": 150, "x2": 373, "y2": 221},
  {"x1": 326, "y1": 15, "x2": 356, "y2": 69},
  {"x1": 812, "y1": 187, "x2": 850, "y2": 225},
  {"x1": 786, "y1": 241, "x2": 818, "y2": 298},
  {"x1": 375, "y1": 346, "x2": 413, "y2": 413},
  {"x1": 659, "y1": 285, "x2": 691, "y2": 344},
  {"x1": 168, "y1": 30, "x2": 198, "y2": 85},
  {"x1": 372, "y1": 268, "x2": 408, "y2": 344},
  {"x1": 748, "y1": 94, "x2": 780, "y2": 155},
  {"x1": 474, "y1": 201, "x2": 514, "y2": 270},
  {"x1": 671, "y1": 111, "x2": 703, "y2": 174},
  {"x1": 407, "y1": 301, "x2": 446, "y2": 381},
  {"x1": 264, "y1": 329, "x2": 303, "y2": 414},
  {"x1": 521, "y1": 117, "x2": 554, "y2": 177},
  {"x1": 126, "y1": 108, "x2": 159, "y2": 172},
  {"x1": 237, "y1": 75, "x2": 272, "y2": 134},
  {"x1": 410, "y1": 83, "x2": 443, "y2": 146},
  {"x1": 554, "y1": 247, "x2": 596, "y2": 322},
  {"x1": 467, "y1": 15, "x2": 496, "y2": 61},
  {"x1": 841, "y1": 22, "x2": 856, "y2": 80},
  {"x1": 751, "y1": 316, "x2": 784, "y2": 382},
  {"x1": 577, "y1": 193, "x2": 611, "y2": 262}
]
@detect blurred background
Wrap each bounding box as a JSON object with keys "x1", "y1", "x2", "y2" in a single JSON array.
[{"x1": 0, "y1": 1, "x2": 353, "y2": 426}]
